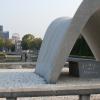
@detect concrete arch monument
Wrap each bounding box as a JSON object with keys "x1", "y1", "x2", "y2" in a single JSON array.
[{"x1": 36, "y1": 0, "x2": 100, "y2": 83}]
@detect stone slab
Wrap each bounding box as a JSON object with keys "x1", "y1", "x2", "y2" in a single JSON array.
[{"x1": 69, "y1": 58, "x2": 100, "y2": 78}]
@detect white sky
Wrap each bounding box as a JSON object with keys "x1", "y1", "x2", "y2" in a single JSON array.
[{"x1": 0, "y1": 0, "x2": 83, "y2": 39}]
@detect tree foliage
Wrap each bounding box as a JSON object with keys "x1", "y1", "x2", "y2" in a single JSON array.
[
  {"x1": 5, "y1": 39, "x2": 14, "y2": 51},
  {"x1": 0, "y1": 37, "x2": 4, "y2": 51},
  {"x1": 21, "y1": 34, "x2": 34, "y2": 50},
  {"x1": 21, "y1": 34, "x2": 42, "y2": 51},
  {"x1": 0, "y1": 38, "x2": 15, "y2": 52},
  {"x1": 30, "y1": 38, "x2": 42, "y2": 50},
  {"x1": 3, "y1": 39, "x2": 15, "y2": 51}
]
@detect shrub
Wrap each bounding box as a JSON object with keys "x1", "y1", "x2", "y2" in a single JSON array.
[{"x1": 0, "y1": 52, "x2": 6, "y2": 59}]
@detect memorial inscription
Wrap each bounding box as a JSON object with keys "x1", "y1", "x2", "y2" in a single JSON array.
[{"x1": 69, "y1": 58, "x2": 100, "y2": 78}]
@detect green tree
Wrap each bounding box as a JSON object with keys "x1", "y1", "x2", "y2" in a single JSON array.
[
  {"x1": 0, "y1": 37, "x2": 4, "y2": 51},
  {"x1": 5, "y1": 39, "x2": 14, "y2": 51},
  {"x1": 21, "y1": 34, "x2": 34, "y2": 50},
  {"x1": 33, "y1": 38, "x2": 42, "y2": 50},
  {"x1": 30, "y1": 38, "x2": 42, "y2": 55}
]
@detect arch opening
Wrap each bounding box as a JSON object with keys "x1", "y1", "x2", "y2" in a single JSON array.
[{"x1": 70, "y1": 35, "x2": 94, "y2": 59}]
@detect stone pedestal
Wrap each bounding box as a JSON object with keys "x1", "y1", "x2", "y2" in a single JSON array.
[{"x1": 69, "y1": 58, "x2": 100, "y2": 78}]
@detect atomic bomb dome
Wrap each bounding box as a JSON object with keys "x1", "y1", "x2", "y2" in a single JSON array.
[{"x1": 12, "y1": 33, "x2": 20, "y2": 42}]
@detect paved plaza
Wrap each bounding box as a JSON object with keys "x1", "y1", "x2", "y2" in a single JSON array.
[{"x1": 0, "y1": 68, "x2": 99, "y2": 100}]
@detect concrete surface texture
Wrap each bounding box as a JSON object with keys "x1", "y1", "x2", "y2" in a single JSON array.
[
  {"x1": 1, "y1": 68, "x2": 100, "y2": 89},
  {"x1": 0, "y1": 69, "x2": 100, "y2": 100},
  {"x1": 36, "y1": 0, "x2": 100, "y2": 83},
  {"x1": 0, "y1": 69, "x2": 45, "y2": 88},
  {"x1": 1, "y1": 95, "x2": 100, "y2": 100}
]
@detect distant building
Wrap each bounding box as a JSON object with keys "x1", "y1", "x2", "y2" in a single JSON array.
[
  {"x1": 0, "y1": 25, "x2": 3, "y2": 37},
  {"x1": 12, "y1": 33, "x2": 22, "y2": 54},
  {"x1": 3, "y1": 31, "x2": 9, "y2": 39},
  {"x1": 15, "y1": 40, "x2": 22, "y2": 53},
  {"x1": 12, "y1": 33, "x2": 20, "y2": 43}
]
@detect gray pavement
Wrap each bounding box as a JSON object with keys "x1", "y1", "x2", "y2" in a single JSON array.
[
  {"x1": 0, "y1": 68, "x2": 99, "y2": 99},
  {"x1": 0, "y1": 68, "x2": 100, "y2": 88},
  {"x1": 0, "y1": 69, "x2": 45, "y2": 88}
]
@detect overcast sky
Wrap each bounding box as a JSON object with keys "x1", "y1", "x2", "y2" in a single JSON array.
[{"x1": 0, "y1": 0, "x2": 83, "y2": 39}]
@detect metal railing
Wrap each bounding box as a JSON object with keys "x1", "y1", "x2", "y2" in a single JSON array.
[{"x1": 1, "y1": 84, "x2": 100, "y2": 100}]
